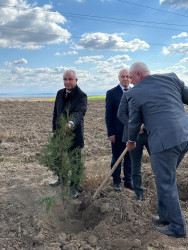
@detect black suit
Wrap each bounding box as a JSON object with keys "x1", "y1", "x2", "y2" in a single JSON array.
[
  {"x1": 105, "y1": 85, "x2": 132, "y2": 185},
  {"x1": 53, "y1": 85, "x2": 87, "y2": 149},
  {"x1": 52, "y1": 85, "x2": 87, "y2": 188}
]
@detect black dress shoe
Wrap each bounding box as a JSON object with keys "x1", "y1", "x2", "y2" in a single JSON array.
[
  {"x1": 49, "y1": 179, "x2": 61, "y2": 187},
  {"x1": 155, "y1": 226, "x2": 186, "y2": 238},
  {"x1": 152, "y1": 216, "x2": 169, "y2": 226},
  {"x1": 124, "y1": 182, "x2": 134, "y2": 190},
  {"x1": 135, "y1": 194, "x2": 143, "y2": 201},
  {"x1": 114, "y1": 183, "x2": 122, "y2": 192}
]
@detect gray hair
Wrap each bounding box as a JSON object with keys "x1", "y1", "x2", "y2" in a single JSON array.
[
  {"x1": 130, "y1": 62, "x2": 150, "y2": 75},
  {"x1": 118, "y1": 68, "x2": 129, "y2": 78},
  {"x1": 63, "y1": 69, "x2": 77, "y2": 78}
]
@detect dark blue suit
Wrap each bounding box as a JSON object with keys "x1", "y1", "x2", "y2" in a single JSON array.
[
  {"x1": 117, "y1": 92, "x2": 150, "y2": 197},
  {"x1": 105, "y1": 85, "x2": 132, "y2": 185}
]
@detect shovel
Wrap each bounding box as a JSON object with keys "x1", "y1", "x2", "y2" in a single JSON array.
[{"x1": 79, "y1": 146, "x2": 128, "y2": 211}]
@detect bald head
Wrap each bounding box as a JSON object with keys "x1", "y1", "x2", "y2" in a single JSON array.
[{"x1": 130, "y1": 62, "x2": 150, "y2": 85}]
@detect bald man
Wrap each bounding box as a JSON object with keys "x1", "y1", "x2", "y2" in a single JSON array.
[
  {"x1": 105, "y1": 69, "x2": 133, "y2": 192},
  {"x1": 126, "y1": 62, "x2": 188, "y2": 238},
  {"x1": 50, "y1": 70, "x2": 87, "y2": 198}
]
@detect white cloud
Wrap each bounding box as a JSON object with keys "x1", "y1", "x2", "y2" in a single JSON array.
[
  {"x1": 172, "y1": 32, "x2": 188, "y2": 39},
  {"x1": 0, "y1": 0, "x2": 71, "y2": 49},
  {"x1": 107, "y1": 55, "x2": 131, "y2": 64},
  {"x1": 166, "y1": 65, "x2": 186, "y2": 71},
  {"x1": 179, "y1": 57, "x2": 188, "y2": 63},
  {"x1": 54, "y1": 66, "x2": 76, "y2": 73},
  {"x1": 76, "y1": 32, "x2": 149, "y2": 51},
  {"x1": 4, "y1": 58, "x2": 28, "y2": 67},
  {"x1": 162, "y1": 43, "x2": 188, "y2": 55},
  {"x1": 13, "y1": 58, "x2": 28, "y2": 65},
  {"x1": 75, "y1": 55, "x2": 104, "y2": 64},
  {"x1": 151, "y1": 63, "x2": 188, "y2": 86},
  {"x1": 160, "y1": 0, "x2": 188, "y2": 8},
  {"x1": 55, "y1": 51, "x2": 78, "y2": 56},
  {"x1": 1, "y1": 61, "x2": 188, "y2": 94}
]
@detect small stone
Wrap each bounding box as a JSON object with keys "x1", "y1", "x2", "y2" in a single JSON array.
[
  {"x1": 17, "y1": 225, "x2": 22, "y2": 233},
  {"x1": 130, "y1": 225, "x2": 138, "y2": 233},
  {"x1": 132, "y1": 239, "x2": 141, "y2": 248},
  {"x1": 46, "y1": 242, "x2": 61, "y2": 249},
  {"x1": 88, "y1": 235, "x2": 98, "y2": 245},
  {"x1": 33, "y1": 232, "x2": 45, "y2": 243},
  {"x1": 62, "y1": 243, "x2": 78, "y2": 250},
  {"x1": 140, "y1": 227, "x2": 146, "y2": 235},
  {"x1": 79, "y1": 244, "x2": 93, "y2": 250},
  {"x1": 58, "y1": 233, "x2": 67, "y2": 242},
  {"x1": 113, "y1": 207, "x2": 120, "y2": 212},
  {"x1": 22, "y1": 230, "x2": 28, "y2": 236},
  {"x1": 100, "y1": 203, "x2": 110, "y2": 213}
]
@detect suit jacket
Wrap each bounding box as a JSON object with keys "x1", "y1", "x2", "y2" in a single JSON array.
[
  {"x1": 126, "y1": 73, "x2": 188, "y2": 153},
  {"x1": 52, "y1": 85, "x2": 87, "y2": 148},
  {"x1": 117, "y1": 92, "x2": 129, "y2": 143},
  {"x1": 105, "y1": 85, "x2": 124, "y2": 139}
]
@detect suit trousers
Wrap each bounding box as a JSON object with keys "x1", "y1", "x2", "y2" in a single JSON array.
[
  {"x1": 111, "y1": 137, "x2": 132, "y2": 185},
  {"x1": 151, "y1": 141, "x2": 188, "y2": 236},
  {"x1": 130, "y1": 131, "x2": 150, "y2": 196}
]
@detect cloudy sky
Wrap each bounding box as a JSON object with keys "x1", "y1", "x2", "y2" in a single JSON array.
[{"x1": 1, "y1": 0, "x2": 188, "y2": 96}]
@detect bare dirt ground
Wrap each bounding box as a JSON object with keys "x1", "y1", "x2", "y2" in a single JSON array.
[{"x1": 0, "y1": 98, "x2": 188, "y2": 250}]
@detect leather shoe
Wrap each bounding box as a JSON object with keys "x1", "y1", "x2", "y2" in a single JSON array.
[
  {"x1": 49, "y1": 179, "x2": 60, "y2": 187},
  {"x1": 152, "y1": 216, "x2": 169, "y2": 226},
  {"x1": 155, "y1": 226, "x2": 186, "y2": 238},
  {"x1": 135, "y1": 194, "x2": 143, "y2": 201},
  {"x1": 114, "y1": 183, "x2": 122, "y2": 192},
  {"x1": 124, "y1": 182, "x2": 134, "y2": 190}
]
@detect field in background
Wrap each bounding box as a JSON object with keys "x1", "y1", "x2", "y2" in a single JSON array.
[
  {"x1": 47, "y1": 95, "x2": 106, "y2": 102},
  {"x1": 0, "y1": 99, "x2": 187, "y2": 249}
]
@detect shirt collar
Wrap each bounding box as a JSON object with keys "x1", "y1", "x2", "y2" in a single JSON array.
[{"x1": 119, "y1": 83, "x2": 130, "y2": 91}]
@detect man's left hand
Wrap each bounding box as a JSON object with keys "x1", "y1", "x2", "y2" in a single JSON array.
[{"x1": 126, "y1": 141, "x2": 136, "y2": 151}]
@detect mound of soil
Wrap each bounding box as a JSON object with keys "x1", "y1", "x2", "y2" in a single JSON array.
[{"x1": 0, "y1": 99, "x2": 188, "y2": 249}]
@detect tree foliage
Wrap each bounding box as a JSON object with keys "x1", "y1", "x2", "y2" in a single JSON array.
[{"x1": 38, "y1": 111, "x2": 85, "y2": 210}]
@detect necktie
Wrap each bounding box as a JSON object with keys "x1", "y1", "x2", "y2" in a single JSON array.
[
  {"x1": 124, "y1": 88, "x2": 128, "y2": 91},
  {"x1": 65, "y1": 91, "x2": 71, "y2": 98}
]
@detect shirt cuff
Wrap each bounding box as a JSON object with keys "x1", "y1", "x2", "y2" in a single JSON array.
[{"x1": 69, "y1": 121, "x2": 74, "y2": 127}]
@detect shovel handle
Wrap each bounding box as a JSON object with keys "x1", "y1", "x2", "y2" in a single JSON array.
[{"x1": 92, "y1": 147, "x2": 128, "y2": 199}]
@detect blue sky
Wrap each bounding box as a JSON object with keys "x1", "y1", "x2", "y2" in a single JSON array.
[{"x1": 0, "y1": 0, "x2": 188, "y2": 96}]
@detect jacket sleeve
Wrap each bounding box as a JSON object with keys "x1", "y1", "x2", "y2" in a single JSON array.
[
  {"x1": 72, "y1": 93, "x2": 87, "y2": 127},
  {"x1": 105, "y1": 91, "x2": 115, "y2": 136},
  {"x1": 117, "y1": 92, "x2": 129, "y2": 125},
  {"x1": 181, "y1": 80, "x2": 188, "y2": 105},
  {"x1": 127, "y1": 95, "x2": 142, "y2": 141},
  {"x1": 52, "y1": 93, "x2": 58, "y2": 132}
]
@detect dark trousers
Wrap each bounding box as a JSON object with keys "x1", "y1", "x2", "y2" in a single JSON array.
[
  {"x1": 151, "y1": 141, "x2": 188, "y2": 236},
  {"x1": 130, "y1": 131, "x2": 150, "y2": 196},
  {"x1": 111, "y1": 138, "x2": 132, "y2": 185}
]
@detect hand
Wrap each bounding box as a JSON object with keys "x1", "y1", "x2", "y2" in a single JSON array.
[
  {"x1": 139, "y1": 129, "x2": 144, "y2": 134},
  {"x1": 64, "y1": 123, "x2": 72, "y2": 133},
  {"x1": 126, "y1": 141, "x2": 136, "y2": 151},
  {"x1": 139, "y1": 124, "x2": 145, "y2": 134},
  {"x1": 108, "y1": 135, "x2": 115, "y2": 143}
]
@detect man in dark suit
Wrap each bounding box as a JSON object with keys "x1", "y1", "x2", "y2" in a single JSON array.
[
  {"x1": 105, "y1": 69, "x2": 133, "y2": 192},
  {"x1": 49, "y1": 70, "x2": 87, "y2": 198},
  {"x1": 126, "y1": 62, "x2": 188, "y2": 238},
  {"x1": 117, "y1": 92, "x2": 150, "y2": 201}
]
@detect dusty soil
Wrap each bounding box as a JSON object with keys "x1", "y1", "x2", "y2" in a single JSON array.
[{"x1": 0, "y1": 99, "x2": 188, "y2": 250}]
